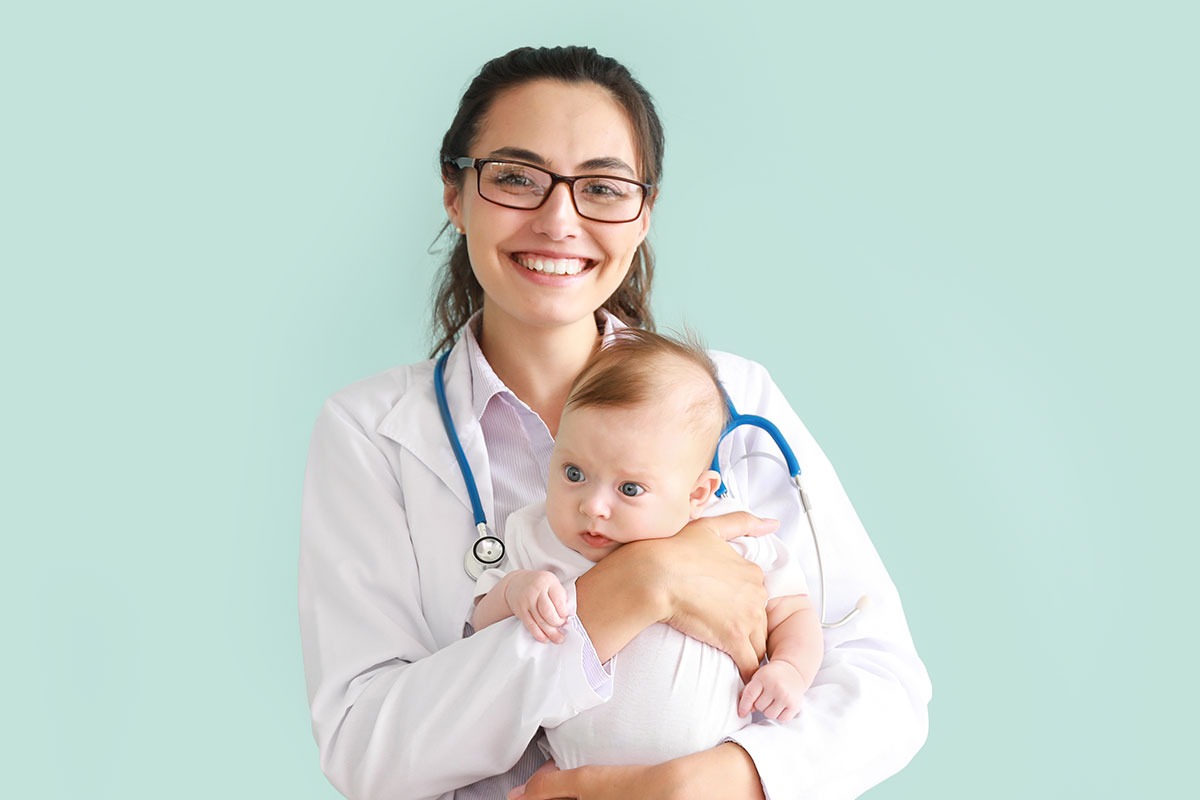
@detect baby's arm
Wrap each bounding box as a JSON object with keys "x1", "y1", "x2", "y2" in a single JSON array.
[
  {"x1": 737, "y1": 593, "x2": 823, "y2": 721},
  {"x1": 471, "y1": 570, "x2": 570, "y2": 644}
]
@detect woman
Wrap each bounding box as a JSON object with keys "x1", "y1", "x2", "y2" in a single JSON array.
[{"x1": 300, "y1": 46, "x2": 930, "y2": 800}]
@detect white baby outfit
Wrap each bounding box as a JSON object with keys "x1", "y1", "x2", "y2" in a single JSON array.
[{"x1": 474, "y1": 499, "x2": 809, "y2": 769}]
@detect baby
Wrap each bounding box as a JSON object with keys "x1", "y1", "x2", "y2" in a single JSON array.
[{"x1": 471, "y1": 329, "x2": 823, "y2": 768}]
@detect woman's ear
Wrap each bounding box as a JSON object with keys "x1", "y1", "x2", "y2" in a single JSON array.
[
  {"x1": 444, "y1": 182, "x2": 463, "y2": 233},
  {"x1": 635, "y1": 198, "x2": 653, "y2": 245},
  {"x1": 689, "y1": 469, "x2": 722, "y2": 516}
]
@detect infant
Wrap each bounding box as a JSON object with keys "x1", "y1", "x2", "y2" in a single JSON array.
[{"x1": 471, "y1": 329, "x2": 823, "y2": 767}]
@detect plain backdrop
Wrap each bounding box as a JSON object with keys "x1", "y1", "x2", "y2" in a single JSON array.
[{"x1": 3, "y1": 1, "x2": 1196, "y2": 797}]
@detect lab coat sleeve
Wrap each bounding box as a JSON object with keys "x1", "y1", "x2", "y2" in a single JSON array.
[
  {"x1": 299, "y1": 398, "x2": 609, "y2": 800},
  {"x1": 713, "y1": 355, "x2": 932, "y2": 799}
]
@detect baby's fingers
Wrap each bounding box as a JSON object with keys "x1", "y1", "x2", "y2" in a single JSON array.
[
  {"x1": 517, "y1": 609, "x2": 551, "y2": 643},
  {"x1": 548, "y1": 580, "x2": 568, "y2": 620},
  {"x1": 533, "y1": 594, "x2": 566, "y2": 643},
  {"x1": 536, "y1": 591, "x2": 566, "y2": 628},
  {"x1": 738, "y1": 679, "x2": 763, "y2": 718},
  {"x1": 758, "y1": 695, "x2": 793, "y2": 720},
  {"x1": 773, "y1": 702, "x2": 801, "y2": 722}
]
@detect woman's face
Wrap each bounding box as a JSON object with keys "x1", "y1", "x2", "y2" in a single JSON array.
[{"x1": 444, "y1": 79, "x2": 651, "y2": 337}]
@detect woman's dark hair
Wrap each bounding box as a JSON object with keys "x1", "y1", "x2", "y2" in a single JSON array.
[{"x1": 430, "y1": 45, "x2": 665, "y2": 356}]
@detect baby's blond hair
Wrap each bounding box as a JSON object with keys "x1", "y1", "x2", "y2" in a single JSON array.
[{"x1": 566, "y1": 329, "x2": 727, "y2": 465}]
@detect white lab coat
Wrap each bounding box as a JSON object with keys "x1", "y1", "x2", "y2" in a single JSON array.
[{"x1": 299, "y1": 335, "x2": 932, "y2": 800}]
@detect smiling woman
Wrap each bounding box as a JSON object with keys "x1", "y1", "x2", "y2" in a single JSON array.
[
  {"x1": 441, "y1": 79, "x2": 653, "y2": 397},
  {"x1": 299, "y1": 45, "x2": 931, "y2": 800}
]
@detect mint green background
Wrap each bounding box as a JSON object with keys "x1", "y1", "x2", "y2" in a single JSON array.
[{"x1": 3, "y1": 1, "x2": 1196, "y2": 797}]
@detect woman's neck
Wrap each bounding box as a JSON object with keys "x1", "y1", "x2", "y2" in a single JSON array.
[{"x1": 478, "y1": 311, "x2": 601, "y2": 437}]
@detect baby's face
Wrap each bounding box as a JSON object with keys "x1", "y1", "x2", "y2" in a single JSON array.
[{"x1": 546, "y1": 401, "x2": 713, "y2": 562}]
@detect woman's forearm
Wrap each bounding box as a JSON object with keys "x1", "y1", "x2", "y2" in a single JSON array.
[
  {"x1": 513, "y1": 742, "x2": 765, "y2": 800},
  {"x1": 574, "y1": 542, "x2": 668, "y2": 661},
  {"x1": 575, "y1": 514, "x2": 773, "y2": 671},
  {"x1": 670, "y1": 743, "x2": 767, "y2": 800}
]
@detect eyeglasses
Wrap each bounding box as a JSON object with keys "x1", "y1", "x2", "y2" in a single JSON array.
[{"x1": 446, "y1": 157, "x2": 652, "y2": 224}]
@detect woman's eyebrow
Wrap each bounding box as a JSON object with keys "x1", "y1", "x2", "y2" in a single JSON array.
[
  {"x1": 578, "y1": 157, "x2": 636, "y2": 177},
  {"x1": 488, "y1": 146, "x2": 544, "y2": 163},
  {"x1": 486, "y1": 147, "x2": 636, "y2": 177}
]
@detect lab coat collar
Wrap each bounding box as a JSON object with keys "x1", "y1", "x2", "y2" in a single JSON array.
[{"x1": 376, "y1": 336, "x2": 495, "y2": 527}]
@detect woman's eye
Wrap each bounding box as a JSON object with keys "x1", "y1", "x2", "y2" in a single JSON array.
[
  {"x1": 490, "y1": 168, "x2": 542, "y2": 193},
  {"x1": 564, "y1": 465, "x2": 585, "y2": 483},
  {"x1": 618, "y1": 482, "x2": 644, "y2": 497},
  {"x1": 495, "y1": 171, "x2": 531, "y2": 186},
  {"x1": 579, "y1": 178, "x2": 626, "y2": 201}
]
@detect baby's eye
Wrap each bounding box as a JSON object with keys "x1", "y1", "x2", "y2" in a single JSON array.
[
  {"x1": 618, "y1": 482, "x2": 644, "y2": 497},
  {"x1": 564, "y1": 465, "x2": 585, "y2": 483}
]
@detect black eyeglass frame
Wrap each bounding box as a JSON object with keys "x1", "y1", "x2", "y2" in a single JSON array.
[{"x1": 445, "y1": 156, "x2": 654, "y2": 224}]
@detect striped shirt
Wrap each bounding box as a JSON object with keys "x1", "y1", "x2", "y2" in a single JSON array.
[{"x1": 454, "y1": 314, "x2": 615, "y2": 799}]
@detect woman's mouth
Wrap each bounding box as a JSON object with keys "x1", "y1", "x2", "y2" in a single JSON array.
[
  {"x1": 512, "y1": 253, "x2": 592, "y2": 276},
  {"x1": 579, "y1": 531, "x2": 613, "y2": 548}
]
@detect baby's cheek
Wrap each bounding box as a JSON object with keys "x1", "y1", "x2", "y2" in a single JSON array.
[{"x1": 544, "y1": 495, "x2": 575, "y2": 546}]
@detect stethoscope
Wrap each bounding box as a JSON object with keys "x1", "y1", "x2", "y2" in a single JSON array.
[
  {"x1": 710, "y1": 403, "x2": 868, "y2": 629},
  {"x1": 435, "y1": 350, "x2": 867, "y2": 629},
  {"x1": 433, "y1": 351, "x2": 507, "y2": 580}
]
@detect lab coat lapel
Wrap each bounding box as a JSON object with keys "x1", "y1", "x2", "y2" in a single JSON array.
[{"x1": 376, "y1": 340, "x2": 495, "y2": 526}]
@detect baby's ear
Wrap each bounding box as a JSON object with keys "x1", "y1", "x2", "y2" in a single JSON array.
[{"x1": 689, "y1": 470, "x2": 722, "y2": 515}]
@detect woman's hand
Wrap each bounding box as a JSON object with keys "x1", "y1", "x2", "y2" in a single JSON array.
[
  {"x1": 509, "y1": 743, "x2": 766, "y2": 800},
  {"x1": 575, "y1": 511, "x2": 774, "y2": 682},
  {"x1": 656, "y1": 513, "x2": 774, "y2": 682}
]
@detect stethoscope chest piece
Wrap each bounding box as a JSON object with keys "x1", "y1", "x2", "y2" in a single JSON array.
[{"x1": 464, "y1": 526, "x2": 506, "y2": 580}]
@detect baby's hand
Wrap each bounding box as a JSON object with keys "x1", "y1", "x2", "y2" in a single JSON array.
[
  {"x1": 737, "y1": 659, "x2": 809, "y2": 721},
  {"x1": 504, "y1": 570, "x2": 568, "y2": 644}
]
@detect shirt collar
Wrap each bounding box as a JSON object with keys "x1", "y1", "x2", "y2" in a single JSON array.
[{"x1": 463, "y1": 313, "x2": 507, "y2": 421}]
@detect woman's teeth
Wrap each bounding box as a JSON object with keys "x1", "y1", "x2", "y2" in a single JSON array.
[{"x1": 515, "y1": 255, "x2": 588, "y2": 276}]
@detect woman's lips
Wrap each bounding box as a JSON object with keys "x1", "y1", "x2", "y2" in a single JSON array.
[
  {"x1": 579, "y1": 531, "x2": 613, "y2": 548},
  {"x1": 511, "y1": 253, "x2": 592, "y2": 276}
]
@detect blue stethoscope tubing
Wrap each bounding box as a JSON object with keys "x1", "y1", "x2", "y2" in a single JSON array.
[
  {"x1": 435, "y1": 350, "x2": 866, "y2": 628},
  {"x1": 434, "y1": 351, "x2": 507, "y2": 579},
  {"x1": 712, "y1": 400, "x2": 867, "y2": 629}
]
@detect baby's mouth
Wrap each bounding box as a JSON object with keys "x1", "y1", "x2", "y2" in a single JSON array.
[{"x1": 580, "y1": 531, "x2": 613, "y2": 548}]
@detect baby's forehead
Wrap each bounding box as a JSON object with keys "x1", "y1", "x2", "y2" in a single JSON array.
[
  {"x1": 563, "y1": 409, "x2": 689, "y2": 473},
  {"x1": 558, "y1": 397, "x2": 668, "y2": 436},
  {"x1": 562, "y1": 396, "x2": 712, "y2": 456},
  {"x1": 609, "y1": 397, "x2": 674, "y2": 422}
]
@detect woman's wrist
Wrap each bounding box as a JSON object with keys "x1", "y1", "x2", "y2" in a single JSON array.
[
  {"x1": 574, "y1": 540, "x2": 671, "y2": 662},
  {"x1": 656, "y1": 742, "x2": 765, "y2": 800}
]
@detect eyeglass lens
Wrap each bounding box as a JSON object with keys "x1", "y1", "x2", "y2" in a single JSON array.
[{"x1": 476, "y1": 161, "x2": 644, "y2": 222}]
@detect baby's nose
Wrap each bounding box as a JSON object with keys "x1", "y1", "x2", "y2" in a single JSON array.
[{"x1": 580, "y1": 492, "x2": 610, "y2": 519}]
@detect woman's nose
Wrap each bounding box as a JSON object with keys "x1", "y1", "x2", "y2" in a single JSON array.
[{"x1": 531, "y1": 183, "x2": 580, "y2": 239}]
